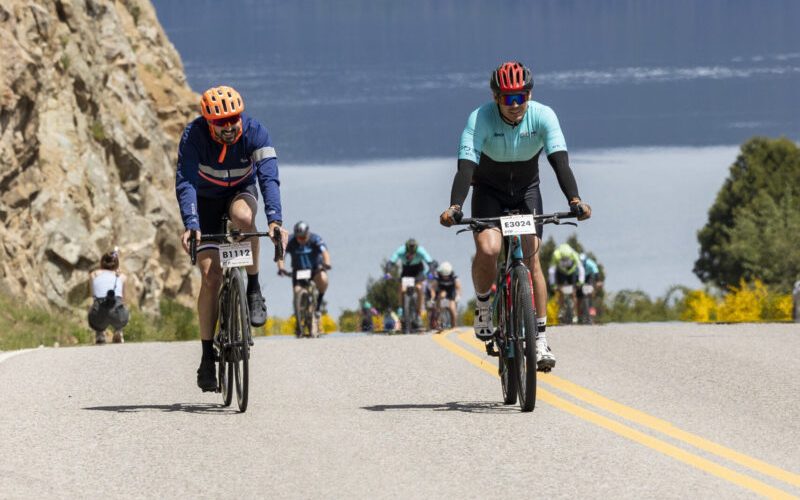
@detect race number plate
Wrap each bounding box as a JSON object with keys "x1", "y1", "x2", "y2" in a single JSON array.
[
  {"x1": 296, "y1": 269, "x2": 312, "y2": 280},
  {"x1": 401, "y1": 277, "x2": 416, "y2": 291},
  {"x1": 219, "y1": 241, "x2": 253, "y2": 268},
  {"x1": 500, "y1": 214, "x2": 536, "y2": 236}
]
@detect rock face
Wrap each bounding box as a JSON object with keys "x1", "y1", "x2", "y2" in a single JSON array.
[{"x1": 0, "y1": 0, "x2": 199, "y2": 312}]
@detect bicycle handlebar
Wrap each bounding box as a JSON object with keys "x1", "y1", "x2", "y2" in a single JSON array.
[
  {"x1": 189, "y1": 227, "x2": 284, "y2": 265},
  {"x1": 454, "y1": 212, "x2": 577, "y2": 234}
]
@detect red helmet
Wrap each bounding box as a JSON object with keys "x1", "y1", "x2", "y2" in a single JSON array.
[
  {"x1": 200, "y1": 85, "x2": 244, "y2": 120},
  {"x1": 490, "y1": 61, "x2": 533, "y2": 94}
]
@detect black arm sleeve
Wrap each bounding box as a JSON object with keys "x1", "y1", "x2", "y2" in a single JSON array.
[
  {"x1": 449, "y1": 159, "x2": 477, "y2": 207},
  {"x1": 547, "y1": 150, "x2": 580, "y2": 201}
]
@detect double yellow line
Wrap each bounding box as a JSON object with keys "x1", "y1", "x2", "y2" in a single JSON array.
[{"x1": 433, "y1": 328, "x2": 799, "y2": 499}]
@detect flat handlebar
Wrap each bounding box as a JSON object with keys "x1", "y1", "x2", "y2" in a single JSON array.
[{"x1": 454, "y1": 212, "x2": 577, "y2": 233}]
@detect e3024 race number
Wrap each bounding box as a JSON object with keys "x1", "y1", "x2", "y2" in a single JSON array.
[{"x1": 499, "y1": 214, "x2": 537, "y2": 236}]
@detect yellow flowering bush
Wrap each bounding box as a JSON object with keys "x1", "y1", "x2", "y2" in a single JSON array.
[
  {"x1": 680, "y1": 290, "x2": 717, "y2": 322},
  {"x1": 321, "y1": 314, "x2": 338, "y2": 333},
  {"x1": 547, "y1": 298, "x2": 560, "y2": 326},
  {"x1": 717, "y1": 279, "x2": 767, "y2": 322}
]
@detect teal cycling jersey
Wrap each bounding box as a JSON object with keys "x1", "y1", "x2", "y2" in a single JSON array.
[
  {"x1": 390, "y1": 245, "x2": 433, "y2": 268},
  {"x1": 582, "y1": 256, "x2": 600, "y2": 276},
  {"x1": 458, "y1": 100, "x2": 567, "y2": 164}
]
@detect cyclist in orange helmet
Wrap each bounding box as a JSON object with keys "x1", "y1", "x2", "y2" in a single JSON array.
[
  {"x1": 440, "y1": 61, "x2": 591, "y2": 371},
  {"x1": 176, "y1": 85, "x2": 284, "y2": 391}
]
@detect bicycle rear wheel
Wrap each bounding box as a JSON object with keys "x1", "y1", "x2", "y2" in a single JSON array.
[
  {"x1": 229, "y1": 269, "x2": 250, "y2": 412},
  {"x1": 511, "y1": 265, "x2": 537, "y2": 412}
]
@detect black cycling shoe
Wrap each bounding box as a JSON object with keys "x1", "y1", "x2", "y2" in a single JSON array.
[
  {"x1": 196, "y1": 358, "x2": 217, "y2": 392},
  {"x1": 247, "y1": 292, "x2": 268, "y2": 327}
]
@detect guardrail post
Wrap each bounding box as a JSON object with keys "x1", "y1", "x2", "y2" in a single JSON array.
[{"x1": 793, "y1": 280, "x2": 800, "y2": 323}]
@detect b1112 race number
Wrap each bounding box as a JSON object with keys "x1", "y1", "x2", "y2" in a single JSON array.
[
  {"x1": 219, "y1": 241, "x2": 253, "y2": 268},
  {"x1": 500, "y1": 214, "x2": 537, "y2": 236}
]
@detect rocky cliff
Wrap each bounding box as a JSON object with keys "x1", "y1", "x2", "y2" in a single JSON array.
[{"x1": 0, "y1": 0, "x2": 199, "y2": 312}]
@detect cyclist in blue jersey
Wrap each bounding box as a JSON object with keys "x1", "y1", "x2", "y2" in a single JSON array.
[
  {"x1": 277, "y1": 221, "x2": 332, "y2": 335},
  {"x1": 440, "y1": 61, "x2": 591, "y2": 371},
  {"x1": 386, "y1": 239, "x2": 436, "y2": 329},
  {"x1": 176, "y1": 85, "x2": 283, "y2": 391}
]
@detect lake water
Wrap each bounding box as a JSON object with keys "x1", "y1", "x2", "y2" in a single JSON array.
[{"x1": 151, "y1": 1, "x2": 799, "y2": 316}]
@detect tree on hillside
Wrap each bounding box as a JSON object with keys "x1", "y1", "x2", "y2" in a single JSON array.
[
  {"x1": 694, "y1": 137, "x2": 800, "y2": 292},
  {"x1": 364, "y1": 260, "x2": 400, "y2": 313}
]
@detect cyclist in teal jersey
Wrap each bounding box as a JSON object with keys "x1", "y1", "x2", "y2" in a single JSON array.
[
  {"x1": 440, "y1": 61, "x2": 591, "y2": 371},
  {"x1": 386, "y1": 238, "x2": 435, "y2": 329}
]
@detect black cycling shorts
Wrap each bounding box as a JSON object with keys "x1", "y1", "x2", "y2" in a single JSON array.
[
  {"x1": 401, "y1": 263, "x2": 426, "y2": 282},
  {"x1": 438, "y1": 284, "x2": 457, "y2": 300},
  {"x1": 197, "y1": 183, "x2": 258, "y2": 251},
  {"x1": 555, "y1": 270, "x2": 579, "y2": 286},
  {"x1": 471, "y1": 182, "x2": 544, "y2": 238}
]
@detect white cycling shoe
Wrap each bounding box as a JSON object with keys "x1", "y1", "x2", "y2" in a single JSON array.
[
  {"x1": 536, "y1": 337, "x2": 556, "y2": 371},
  {"x1": 474, "y1": 300, "x2": 493, "y2": 341}
]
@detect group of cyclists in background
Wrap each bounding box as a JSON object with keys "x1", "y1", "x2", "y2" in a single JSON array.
[{"x1": 174, "y1": 60, "x2": 593, "y2": 391}]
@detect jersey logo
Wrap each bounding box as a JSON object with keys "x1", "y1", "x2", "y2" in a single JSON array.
[
  {"x1": 520, "y1": 130, "x2": 537, "y2": 137},
  {"x1": 493, "y1": 133, "x2": 504, "y2": 137}
]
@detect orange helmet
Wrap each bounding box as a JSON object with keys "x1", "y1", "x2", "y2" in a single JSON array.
[
  {"x1": 200, "y1": 86, "x2": 245, "y2": 120},
  {"x1": 490, "y1": 61, "x2": 533, "y2": 94}
]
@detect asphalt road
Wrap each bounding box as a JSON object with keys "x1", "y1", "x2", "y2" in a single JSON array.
[{"x1": 1, "y1": 323, "x2": 798, "y2": 499}]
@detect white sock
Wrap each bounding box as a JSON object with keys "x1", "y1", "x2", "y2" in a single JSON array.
[{"x1": 536, "y1": 317, "x2": 547, "y2": 340}]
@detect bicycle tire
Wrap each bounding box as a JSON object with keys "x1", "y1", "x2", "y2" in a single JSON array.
[
  {"x1": 496, "y1": 288, "x2": 517, "y2": 405},
  {"x1": 511, "y1": 265, "x2": 537, "y2": 412},
  {"x1": 402, "y1": 292, "x2": 413, "y2": 334},
  {"x1": 229, "y1": 268, "x2": 250, "y2": 412},
  {"x1": 562, "y1": 294, "x2": 575, "y2": 325},
  {"x1": 579, "y1": 296, "x2": 593, "y2": 325},
  {"x1": 298, "y1": 288, "x2": 312, "y2": 337},
  {"x1": 309, "y1": 289, "x2": 320, "y2": 338},
  {"x1": 219, "y1": 343, "x2": 233, "y2": 407},
  {"x1": 440, "y1": 307, "x2": 453, "y2": 330},
  {"x1": 217, "y1": 296, "x2": 233, "y2": 407}
]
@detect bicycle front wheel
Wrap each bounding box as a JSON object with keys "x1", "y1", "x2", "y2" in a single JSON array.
[
  {"x1": 511, "y1": 265, "x2": 537, "y2": 412},
  {"x1": 218, "y1": 342, "x2": 233, "y2": 407},
  {"x1": 402, "y1": 292, "x2": 413, "y2": 334},
  {"x1": 229, "y1": 269, "x2": 250, "y2": 412},
  {"x1": 440, "y1": 307, "x2": 453, "y2": 330}
]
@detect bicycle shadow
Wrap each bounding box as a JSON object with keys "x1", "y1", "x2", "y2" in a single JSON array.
[
  {"x1": 361, "y1": 401, "x2": 517, "y2": 414},
  {"x1": 83, "y1": 402, "x2": 238, "y2": 415}
]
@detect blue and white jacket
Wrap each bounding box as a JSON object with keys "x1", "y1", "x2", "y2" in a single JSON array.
[{"x1": 175, "y1": 114, "x2": 282, "y2": 230}]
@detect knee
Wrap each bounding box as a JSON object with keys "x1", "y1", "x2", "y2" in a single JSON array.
[
  {"x1": 475, "y1": 241, "x2": 499, "y2": 262},
  {"x1": 201, "y1": 266, "x2": 223, "y2": 291},
  {"x1": 229, "y1": 205, "x2": 255, "y2": 230}
]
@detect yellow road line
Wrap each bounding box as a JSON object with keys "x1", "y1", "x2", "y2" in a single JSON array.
[
  {"x1": 454, "y1": 330, "x2": 800, "y2": 489},
  {"x1": 433, "y1": 329, "x2": 797, "y2": 500}
]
